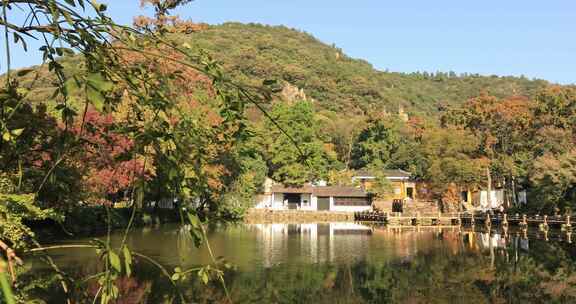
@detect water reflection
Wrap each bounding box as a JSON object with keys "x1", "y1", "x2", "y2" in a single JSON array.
[
  {"x1": 22, "y1": 223, "x2": 576, "y2": 303},
  {"x1": 253, "y1": 223, "x2": 372, "y2": 266}
]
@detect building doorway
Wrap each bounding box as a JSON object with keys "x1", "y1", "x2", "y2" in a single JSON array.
[
  {"x1": 317, "y1": 197, "x2": 330, "y2": 211},
  {"x1": 284, "y1": 193, "x2": 301, "y2": 209},
  {"x1": 406, "y1": 187, "x2": 414, "y2": 200}
]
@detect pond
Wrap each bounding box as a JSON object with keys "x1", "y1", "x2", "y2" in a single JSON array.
[{"x1": 22, "y1": 223, "x2": 576, "y2": 303}]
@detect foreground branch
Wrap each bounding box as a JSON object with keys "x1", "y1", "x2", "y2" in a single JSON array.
[{"x1": 0, "y1": 240, "x2": 23, "y2": 283}]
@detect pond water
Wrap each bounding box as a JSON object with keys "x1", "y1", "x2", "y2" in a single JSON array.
[{"x1": 24, "y1": 223, "x2": 576, "y2": 303}]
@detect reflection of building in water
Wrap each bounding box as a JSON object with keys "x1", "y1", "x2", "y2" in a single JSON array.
[
  {"x1": 478, "y1": 232, "x2": 506, "y2": 250},
  {"x1": 371, "y1": 226, "x2": 464, "y2": 259},
  {"x1": 253, "y1": 225, "x2": 555, "y2": 269},
  {"x1": 253, "y1": 223, "x2": 372, "y2": 267}
]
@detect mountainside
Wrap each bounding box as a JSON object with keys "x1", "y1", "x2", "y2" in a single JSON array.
[
  {"x1": 174, "y1": 22, "x2": 550, "y2": 115},
  {"x1": 15, "y1": 22, "x2": 551, "y2": 116}
]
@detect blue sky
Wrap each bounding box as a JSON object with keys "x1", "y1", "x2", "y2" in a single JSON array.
[{"x1": 3, "y1": 0, "x2": 575, "y2": 84}]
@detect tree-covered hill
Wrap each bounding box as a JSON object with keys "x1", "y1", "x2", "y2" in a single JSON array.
[
  {"x1": 16, "y1": 22, "x2": 550, "y2": 116},
  {"x1": 173, "y1": 22, "x2": 550, "y2": 114}
]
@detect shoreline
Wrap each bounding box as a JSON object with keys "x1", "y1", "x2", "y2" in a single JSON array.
[{"x1": 243, "y1": 209, "x2": 355, "y2": 223}]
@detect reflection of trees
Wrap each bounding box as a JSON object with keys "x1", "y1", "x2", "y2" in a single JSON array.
[
  {"x1": 14, "y1": 230, "x2": 576, "y2": 303},
  {"x1": 489, "y1": 240, "x2": 576, "y2": 303},
  {"x1": 217, "y1": 240, "x2": 576, "y2": 304}
]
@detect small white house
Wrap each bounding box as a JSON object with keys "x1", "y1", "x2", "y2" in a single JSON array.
[{"x1": 255, "y1": 179, "x2": 373, "y2": 212}]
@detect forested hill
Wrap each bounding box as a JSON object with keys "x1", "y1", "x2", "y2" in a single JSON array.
[
  {"x1": 172, "y1": 22, "x2": 549, "y2": 115},
  {"x1": 14, "y1": 22, "x2": 550, "y2": 115}
]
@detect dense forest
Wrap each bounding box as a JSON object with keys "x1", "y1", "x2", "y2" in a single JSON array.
[{"x1": 19, "y1": 22, "x2": 549, "y2": 115}]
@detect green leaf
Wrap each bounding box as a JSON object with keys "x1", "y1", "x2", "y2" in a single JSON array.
[
  {"x1": 171, "y1": 273, "x2": 180, "y2": 281},
  {"x1": 186, "y1": 212, "x2": 200, "y2": 228},
  {"x1": 0, "y1": 270, "x2": 16, "y2": 304},
  {"x1": 16, "y1": 68, "x2": 34, "y2": 77},
  {"x1": 64, "y1": 77, "x2": 81, "y2": 95},
  {"x1": 13, "y1": 33, "x2": 28, "y2": 52},
  {"x1": 108, "y1": 251, "x2": 121, "y2": 273},
  {"x1": 87, "y1": 72, "x2": 113, "y2": 92},
  {"x1": 10, "y1": 128, "x2": 24, "y2": 137},
  {"x1": 198, "y1": 269, "x2": 209, "y2": 284},
  {"x1": 2, "y1": 132, "x2": 12, "y2": 142},
  {"x1": 55, "y1": 47, "x2": 75, "y2": 57},
  {"x1": 91, "y1": 0, "x2": 107, "y2": 12},
  {"x1": 122, "y1": 245, "x2": 132, "y2": 277},
  {"x1": 86, "y1": 73, "x2": 113, "y2": 111},
  {"x1": 64, "y1": 0, "x2": 76, "y2": 7},
  {"x1": 87, "y1": 86, "x2": 105, "y2": 112}
]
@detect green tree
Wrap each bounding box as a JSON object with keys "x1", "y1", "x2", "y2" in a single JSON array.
[
  {"x1": 351, "y1": 116, "x2": 401, "y2": 169},
  {"x1": 262, "y1": 101, "x2": 337, "y2": 185}
]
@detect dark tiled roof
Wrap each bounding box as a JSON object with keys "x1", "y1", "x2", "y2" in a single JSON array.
[
  {"x1": 270, "y1": 185, "x2": 314, "y2": 194},
  {"x1": 353, "y1": 169, "x2": 376, "y2": 177},
  {"x1": 383, "y1": 169, "x2": 411, "y2": 178},
  {"x1": 354, "y1": 169, "x2": 411, "y2": 178},
  {"x1": 313, "y1": 186, "x2": 369, "y2": 198},
  {"x1": 270, "y1": 185, "x2": 369, "y2": 197}
]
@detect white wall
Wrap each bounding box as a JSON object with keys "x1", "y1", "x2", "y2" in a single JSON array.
[
  {"x1": 328, "y1": 196, "x2": 372, "y2": 212},
  {"x1": 255, "y1": 193, "x2": 271, "y2": 209},
  {"x1": 299, "y1": 193, "x2": 318, "y2": 211},
  {"x1": 311, "y1": 195, "x2": 318, "y2": 210},
  {"x1": 518, "y1": 191, "x2": 527, "y2": 205},
  {"x1": 480, "y1": 190, "x2": 504, "y2": 209},
  {"x1": 271, "y1": 192, "x2": 285, "y2": 209},
  {"x1": 255, "y1": 193, "x2": 371, "y2": 212},
  {"x1": 330, "y1": 205, "x2": 372, "y2": 212}
]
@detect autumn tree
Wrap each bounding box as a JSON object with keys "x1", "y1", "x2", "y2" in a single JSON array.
[
  {"x1": 443, "y1": 93, "x2": 534, "y2": 206},
  {"x1": 528, "y1": 86, "x2": 576, "y2": 211},
  {"x1": 418, "y1": 126, "x2": 487, "y2": 209},
  {"x1": 0, "y1": 1, "x2": 276, "y2": 302}
]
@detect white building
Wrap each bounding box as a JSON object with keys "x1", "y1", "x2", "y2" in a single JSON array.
[{"x1": 255, "y1": 179, "x2": 373, "y2": 212}]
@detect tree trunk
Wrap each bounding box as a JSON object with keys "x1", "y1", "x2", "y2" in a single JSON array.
[
  {"x1": 486, "y1": 167, "x2": 492, "y2": 208},
  {"x1": 345, "y1": 136, "x2": 353, "y2": 170},
  {"x1": 503, "y1": 176, "x2": 510, "y2": 208},
  {"x1": 511, "y1": 176, "x2": 518, "y2": 206}
]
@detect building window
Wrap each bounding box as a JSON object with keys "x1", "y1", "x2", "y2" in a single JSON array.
[
  {"x1": 394, "y1": 187, "x2": 401, "y2": 194},
  {"x1": 334, "y1": 197, "x2": 370, "y2": 206}
]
